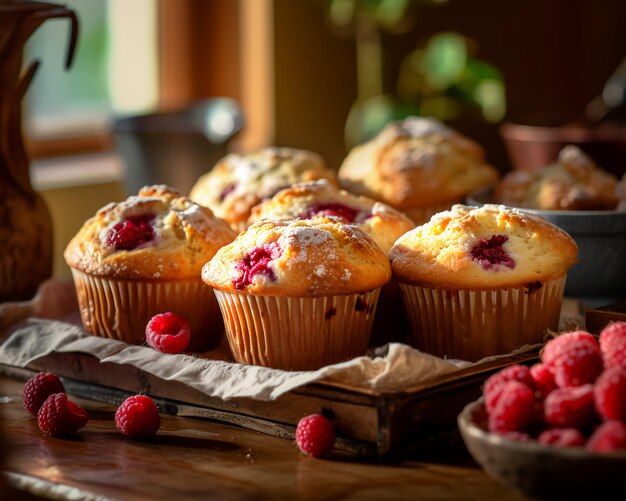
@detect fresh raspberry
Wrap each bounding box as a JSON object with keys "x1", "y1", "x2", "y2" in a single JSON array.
[
  {"x1": 106, "y1": 214, "x2": 155, "y2": 251},
  {"x1": 233, "y1": 243, "x2": 282, "y2": 290},
  {"x1": 538, "y1": 428, "x2": 586, "y2": 448},
  {"x1": 544, "y1": 385, "x2": 596, "y2": 429},
  {"x1": 471, "y1": 234, "x2": 515, "y2": 270},
  {"x1": 483, "y1": 365, "x2": 534, "y2": 413},
  {"x1": 599, "y1": 322, "x2": 626, "y2": 370},
  {"x1": 23, "y1": 372, "x2": 65, "y2": 416},
  {"x1": 542, "y1": 331, "x2": 603, "y2": 387},
  {"x1": 146, "y1": 312, "x2": 190, "y2": 354},
  {"x1": 295, "y1": 414, "x2": 336, "y2": 458},
  {"x1": 303, "y1": 202, "x2": 363, "y2": 223},
  {"x1": 488, "y1": 381, "x2": 538, "y2": 434},
  {"x1": 586, "y1": 421, "x2": 626, "y2": 453},
  {"x1": 594, "y1": 367, "x2": 626, "y2": 421},
  {"x1": 37, "y1": 393, "x2": 89, "y2": 438},
  {"x1": 530, "y1": 363, "x2": 557, "y2": 400},
  {"x1": 115, "y1": 395, "x2": 160, "y2": 439},
  {"x1": 541, "y1": 331, "x2": 598, "y2": 366}
]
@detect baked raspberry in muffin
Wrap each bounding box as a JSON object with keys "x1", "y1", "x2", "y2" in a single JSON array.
[
  {"x1": 495, "y1": 146, "x2": 619, "y2": 211},
  {"x1": 338, "y1": 117, "x2": 499, "y2": 224},
  {"x1": 189, "y1": 147, "x2": 337, "y2": 232},
  {"x1": 202, "y1": 217, "x2": 391, "y2": 370},
  {"x1": 390, "y1": 204, "x2": 578, "y2": 361},
  {"x1": 248, "y1": 179, "x2": 415, "y2": 253},
  {"x1": 64, "y1": 185, "x2": 237, "y2": 351}
]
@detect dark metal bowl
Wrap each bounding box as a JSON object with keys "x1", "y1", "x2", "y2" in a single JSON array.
[
  {"x1": 458, "y1": 399, "x2": 626, "y2": 500},
  {"x1": 466, "y1": 188, "x2": 626, "y2": 301}
]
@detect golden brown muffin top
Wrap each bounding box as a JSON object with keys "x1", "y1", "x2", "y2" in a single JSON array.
[
  {"x1": 338, "y1": 117, "x2": 499, "y2": 209},
  {"x1": 390, "y1": 204, "x2": 578, "y2": 289},
  {"x1": 189, "y1": 147, "x2": 338, "y2": 231},
  {"x1": 248, "y1": 180, "x2": 415, "y2": 253},
  {"x1": 202, "y1": 217, "x2": 391, "y2": 297},
  {"x1": 495, "y1": 146, "x2": 619, "y2": 211},
  {"x1": 64, "y1": 185, "x2": 237, "y2": 280}
]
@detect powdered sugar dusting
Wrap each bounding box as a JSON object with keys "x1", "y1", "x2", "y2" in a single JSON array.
[{"x1": 397, "y1": 117, "x2": 453, "y2": 138}]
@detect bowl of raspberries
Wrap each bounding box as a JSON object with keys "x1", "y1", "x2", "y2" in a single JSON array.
[{"x1": 458, "y1": 321, "x2": 626, "y2": 500}]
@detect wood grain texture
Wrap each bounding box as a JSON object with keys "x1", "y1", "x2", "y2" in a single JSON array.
[{"x1": 0, "y1": 376, "x2": 527, "y2": 501}]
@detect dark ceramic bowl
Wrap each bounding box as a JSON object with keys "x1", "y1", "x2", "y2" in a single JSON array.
[
  {"x1": 466, "y1": 188, "x2": 626, "y2": 300},
  {"x1": 500, "y1": 122, "x2": 626, "y2": 178},
  {"x1": 458, "y1": 399, "x2": 626, "y2": 500}
]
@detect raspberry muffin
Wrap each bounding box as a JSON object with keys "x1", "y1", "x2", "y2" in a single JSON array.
[
  {"x1": 202, "y1": 217, "x2": 391, "y2": 370},
  {"x1": 390, "y1": 204, "x2": 578, "y2": 361},
  {"x1": 189, "y1": 147, "x2": 337, "y2": 232},
  {"x1": 495, "y1": 146, "x2": 619, "y2": 211},
  {"x1": 64, "y1": 185, "x2": 237, "y2": 351},
  {"x1": 249, "y1": 179, "x2": 415, "y2": 346},
  {"x1": 248, "y1": 179, "x2": 415, "y2": 252},
  {"x1": 338, "y1": 117, "x2": 499, "y2": 224}
]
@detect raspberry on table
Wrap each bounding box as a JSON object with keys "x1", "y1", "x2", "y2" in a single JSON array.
[
  {"x1": 37, "y1": 393, "x2": 89, "y2": 438},
  {"x1": 586, "y1": 421, "x2": 626, "y2": 453},
  {"x1": 542, "y1": 331, "x2": 603, "y2": 387},
  {"x1": 599, "y1": 321, "x2": 626, "y2": 370},
  {"x1": 483, "y1": 365, "x2": 535, "y2": 413},
  {"x1": 115, "y1": 395, "x2": 161, "y2": 439},
  {"x1": 538, "y1": 428, "x2": 586, "y2": 448},
  {"x1": 488, "y1": 381, "x2": 538, "y2": 434},
  {"x1": 295, "y1": 414, "x2": 336, "y2": 458},
  {"x1": 529, "y1": 363, "x2": 557, "y2": 400},
  {"x1": 23, "y1": 372, "x2": 65, "y2": 416},
  {"x1": 594, "y1": 367, "x2": 626, "y2": 421},
  {"x1": 544, "y1": 385, "x2": 596, "y2": 430},
  {"x1": 145, "y1": 312, "x2": 191, "y2": 354}
]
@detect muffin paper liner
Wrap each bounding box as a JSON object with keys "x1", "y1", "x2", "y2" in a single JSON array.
[
  {"x1": 398, "y1": 276, "x2": 566, "y2": 361},
  {"x1": 70, "y1": 269, "x2": 223, "y2": 351},
  {"x1": 213, "y1": 289, "x2": 381, "y2": 371}
]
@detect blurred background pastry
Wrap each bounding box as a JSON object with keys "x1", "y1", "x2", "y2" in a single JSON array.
[
  {"x1": 338, "y1": 117, "x2": 499, "y2": 225},
  {"x1": 189, "y1": 147, "x2": 337, "y2": 232},
  {"x1": 495, "y1": 145, "x2": 620, "y2": 211}
]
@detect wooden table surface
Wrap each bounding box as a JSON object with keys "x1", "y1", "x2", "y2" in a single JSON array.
[{"x1": 0, "y1": 376, "x2": 527, "y2": 501}]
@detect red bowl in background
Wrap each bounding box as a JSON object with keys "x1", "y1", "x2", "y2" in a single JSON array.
[{"x1": 500, "y1": 122, "x2": 626, "y2": 178}]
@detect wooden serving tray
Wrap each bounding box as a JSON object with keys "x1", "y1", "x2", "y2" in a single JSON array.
[{"x1": 0, "y1": 345, "x2": 538, "y2": 459}]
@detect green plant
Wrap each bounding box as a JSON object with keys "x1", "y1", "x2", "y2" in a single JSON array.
[{"x1": 322, "y1": 1, "x2": 506, "y2": 147}]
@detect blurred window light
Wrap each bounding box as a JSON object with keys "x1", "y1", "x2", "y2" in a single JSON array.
[{"x1": 24, "y1": 0, "x2": 158, "y2": 140}]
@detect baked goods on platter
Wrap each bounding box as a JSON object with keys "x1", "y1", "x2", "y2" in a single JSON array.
[{"x1": 64, "y1": 185, "x2": 237, "y2": 350}]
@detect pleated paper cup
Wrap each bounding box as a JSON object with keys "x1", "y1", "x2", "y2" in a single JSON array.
[
  {"x1": 213, "y1": 289, "x2": 381, "y2": 371},
  {"x1": 70, "y1": 269, "x2": 223, "y2": 351},
  {"x1": 398, "y1": 276, "x2": 567, "y2": 362}
]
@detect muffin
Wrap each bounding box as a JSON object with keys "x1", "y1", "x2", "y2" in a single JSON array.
[
  {"x1": 390, "y1": 204, "x2": 578, "y2": 361},
  {"x1": 338, "y1": 117, "x2": 499, "y2": 225},
  {"x1": 64, "y1": 185, "x2": 237, "y2": 351},
  {"x1": 495, "y1": 146, "x2": 619, "y2": 211},
  {"x1": 202, "y1": 217, "x2": 391, "y2": 370},
  {"x1": 249, "y1": 179, "x2": 415, "y2": 346},
  {"x1": 189, "y1": 147, "x2": 338, "y2": 232},
  {"x1": 248, "y1": 179, "x2": 415, "y2": 252}
]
